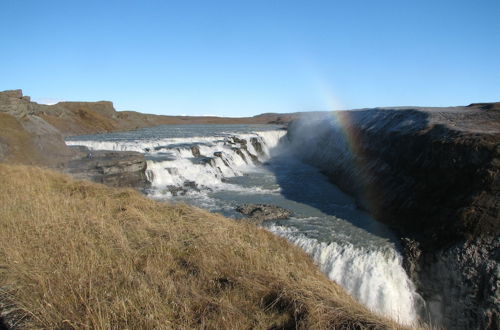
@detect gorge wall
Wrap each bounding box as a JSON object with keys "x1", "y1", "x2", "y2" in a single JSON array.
[{"x1": 286, "y1": 105, "x2": 500, "y2": 329}]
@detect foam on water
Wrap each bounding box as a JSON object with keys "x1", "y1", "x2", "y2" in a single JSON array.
[{"x1": 67, "y1": 130, "x2": 287, "y2": 191}]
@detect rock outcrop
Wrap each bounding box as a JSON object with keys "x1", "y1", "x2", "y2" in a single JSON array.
[
  {"x1": 0, "y1": 90, "x2": 75, "y2": 166},
  {"x1": 65, "y1": 147, "x2": 149, "y2": 189},
  {"x1": 236, "y1": 203, "x2": 293, "y2": 222},
  {"x1": 286, "y1": 104, "x2": 500, "y2": 329},
  {"x1": 0, "y1": 90, "x2": 149, "y2": 188}
]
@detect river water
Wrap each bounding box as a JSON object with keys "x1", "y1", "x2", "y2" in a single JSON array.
[{"x1": 66, "y1": 124, "x2": 423, "y2": 325}]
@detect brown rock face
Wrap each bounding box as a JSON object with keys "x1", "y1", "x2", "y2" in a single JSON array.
[
  {"x1": 0, "y1": 89, "x2": 34, "y2": 118},
  {"x1": 2, "y1": 89, "x2": 23, "y2": 98},
  {"x1": 64, "y1": 149, "x2": 150, "y2": 188},
  {"x1": 56, "y1": 101, "x2": 117, "y2": 118},
  {"x1": 0, "y1": 89, "x2": 75, "y2": 166}
]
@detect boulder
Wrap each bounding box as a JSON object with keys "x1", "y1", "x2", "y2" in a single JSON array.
[
  {"x1": 163, "y1": 181, "x2": 200, "y2": 196},
  {"x1": 191, "y1": 145, "x2": 201, "y2": 157},
  {"x1": 236, "y1": 204, "x2": 293, "y2": 222}
]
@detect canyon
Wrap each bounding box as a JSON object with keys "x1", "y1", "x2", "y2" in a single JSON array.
[
  {"x1": 286, "y1": 106, "x2": 499, "y2": 328},
  {"x1": 1, "y1": 89, "x2": 498, "y2": 329}
]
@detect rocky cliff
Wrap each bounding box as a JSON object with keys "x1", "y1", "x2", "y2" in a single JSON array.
[
  {"x1": 0, "y1": 90, "x2": 149, "y2": 188},
  {"x1": 0, "y1": 89, "x2": 75, "y2": 166},
  {"x1": 286, "y1": 105, "x2": 499, "y2": 329}
]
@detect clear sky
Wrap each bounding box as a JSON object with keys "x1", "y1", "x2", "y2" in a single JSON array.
[{"x1": 1, "y1": 0, "x2": 499, "y2": 116}]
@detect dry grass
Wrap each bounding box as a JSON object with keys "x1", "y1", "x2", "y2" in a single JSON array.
[
  {"x1": 0, "y1": 114, "x2": 40, "y2": 164},
  {"x1": 40, "y1": 109, "x2": 120, "y2": 136},
  {"x1": 0, "y1": 164, "x2": 404, "y2": 329}
]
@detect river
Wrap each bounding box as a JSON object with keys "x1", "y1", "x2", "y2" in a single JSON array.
[{"x1": 66, "y1": 124, "x2": 423, "y2": 325}]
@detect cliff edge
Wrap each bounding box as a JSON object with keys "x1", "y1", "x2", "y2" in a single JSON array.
[{"x1": 287, "y1": 105, "x2": 500, "y2": 328}]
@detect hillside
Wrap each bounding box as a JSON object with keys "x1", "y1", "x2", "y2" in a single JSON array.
[
  {"x1": 0, "y1": 164, "x2": 400, "y2": 329},
  {"x1": 0, "y1": 89, "x2": 296, "y2": 168},
  {"x1": 0, "y1": 89, "x2": 296, "y2": 137}
]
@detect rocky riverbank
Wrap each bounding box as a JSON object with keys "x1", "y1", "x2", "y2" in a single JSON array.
[
  {"x1": 0, "y1": 89, "x2": 150, "y2": 188},
  {"x1": 65, "y1": 147, "x2": 149, "y2": 189},
  {"x1": 0, "y1": 89, "x2": 297, "y2": 188},
  {"x1": 286, "y1": 104, "x2": 500, "y2": 329}
]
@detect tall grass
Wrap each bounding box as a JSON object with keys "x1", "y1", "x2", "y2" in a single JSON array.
[{"x1": 0, "y1": 164, "x2": 404, "y2": 329}]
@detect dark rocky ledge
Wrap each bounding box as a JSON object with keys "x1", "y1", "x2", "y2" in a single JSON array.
[
  {"x1": 286, "y1": 103, "x2": 500, "y2": 329},
  {"x1": 65, "y1": 147, "x2": 150, "y2": 189}
]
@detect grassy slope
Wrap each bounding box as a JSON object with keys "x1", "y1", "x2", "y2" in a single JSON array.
[
  {"x1": 40, "y1": 108, "x2": 120, "y2": 135},
  {"x1": 39, "y1": 105, "x2": 296, "y2": 136},
  {"x1": 0, "y1": 164, "x2": 401, "y2": 329},
  {"x1": 0, "y1": 113, "x2": 40, "y2": 164}
]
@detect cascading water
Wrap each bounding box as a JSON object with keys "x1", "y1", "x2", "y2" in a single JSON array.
[
  {"x1": 67, "y1": 125, "x2": 286, "y2": 195},
  {"x1": 66, "y1": 124, "x2": 423, "y2": 326},
  {"x1": 268, "y1": 225, "x2": 422, "y2": 324}
]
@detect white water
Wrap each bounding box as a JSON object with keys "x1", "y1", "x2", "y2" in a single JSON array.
[
  {"x1": 67, "y1": 130, "x2": 286, "y2": 191},
  {"x1": 66, "y1": 125, "x2": 422, "y2": 325},
  {"x1": 268, "y1": 225, "x2": 421, "y2": 325}
]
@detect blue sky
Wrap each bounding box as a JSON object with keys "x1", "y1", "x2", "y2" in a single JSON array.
[{"x1": 1, "y1": 0, "x2": 499, "y2": 116}]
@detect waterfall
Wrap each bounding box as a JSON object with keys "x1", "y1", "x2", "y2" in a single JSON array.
[
  {"x1": 268, "y1": 225, "x2": 422, "y2": 325},
  {"x1": 67, "y1": 130, "x2": 287, "y2": 192},
  {"x1": 66, "y1": 126, "x2": 423, "y2": 326}
]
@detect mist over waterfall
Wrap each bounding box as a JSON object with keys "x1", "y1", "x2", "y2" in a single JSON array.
[{"x1": 66, "y1": 124, "x2": 423, "y2": 325}]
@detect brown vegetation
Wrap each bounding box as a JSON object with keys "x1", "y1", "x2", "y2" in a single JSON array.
[
  {"x1": 37, "y1": 100, "x2": 297, "y2": 136},
  {"x1": 0, "y1": 113, "x2": 40, "y2": 164},
  {"x1": 0, "y1": 164, "x2": 402, "y2": 329}
]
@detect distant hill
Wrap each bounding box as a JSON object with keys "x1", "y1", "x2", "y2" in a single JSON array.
[
  {"x1": 1, "y1": 89, "x2": 298, "y2": 136},
  {"x1": 0, "y1": 89, "x2": 298, "y2": 166}
]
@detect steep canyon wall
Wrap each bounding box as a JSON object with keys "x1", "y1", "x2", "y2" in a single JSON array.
[{"x1": 286, "y1": 105, "x2": 500, "y2": 329}]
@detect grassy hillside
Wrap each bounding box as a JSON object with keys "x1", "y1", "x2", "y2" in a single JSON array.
[
  {"x1": 0, "y1": 164, "x2": 402, "y2": 329},
  {"x1": 0, "y1": 113, "x2": 43, "y2": 165}
]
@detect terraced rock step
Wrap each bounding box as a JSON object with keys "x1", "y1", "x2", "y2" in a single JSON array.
[{"x1": 65, "y1": 147, "x2": 149, "y2": 188}]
